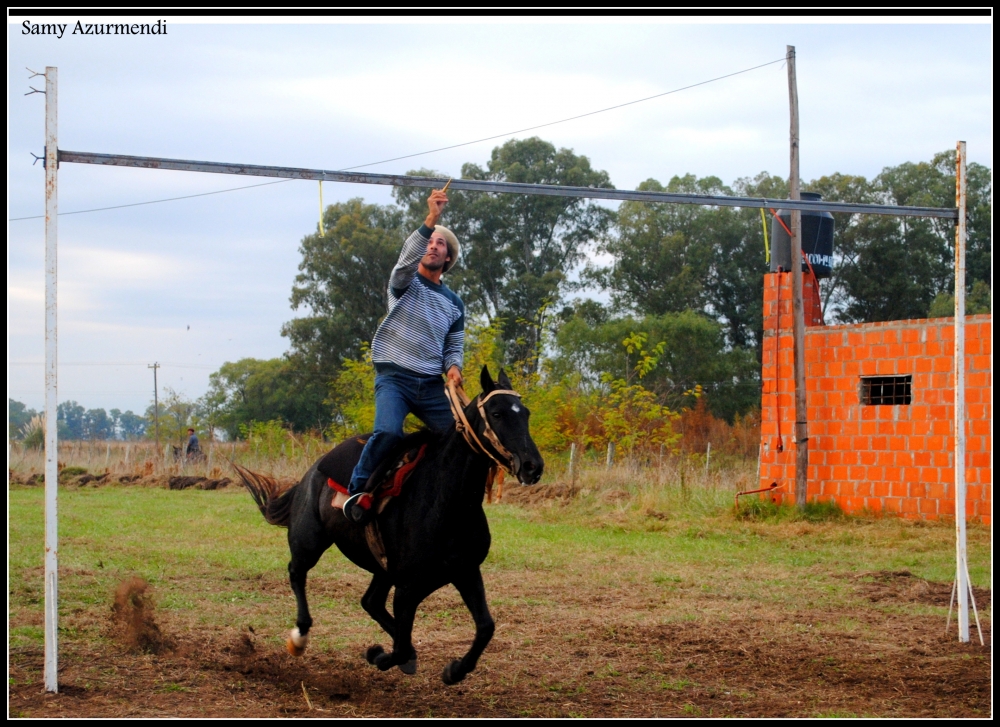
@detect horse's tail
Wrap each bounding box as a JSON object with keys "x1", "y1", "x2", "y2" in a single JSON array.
[{"x1": 233, "y1": 463, "x2": 295, "y2": 528}]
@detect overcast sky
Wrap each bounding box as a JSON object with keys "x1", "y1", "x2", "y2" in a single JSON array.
[{"x1": 7, "y1": 15, "x2": 992, "y2": 416}]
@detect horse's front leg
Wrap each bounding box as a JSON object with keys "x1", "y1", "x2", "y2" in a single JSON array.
[
  {"x1": 369, "y1": 581, "x2": 435, "y2": 674},
  {"x1": 442, "y1": 567, "x2": 495, "y2": 685},
  {"x1": 361, "y1": 572, "x2": 416, "y2": 675}
]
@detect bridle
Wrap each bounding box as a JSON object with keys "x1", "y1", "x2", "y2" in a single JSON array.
[{"x1": 444, "y1": 379, "x2": 521, "y2": 476}]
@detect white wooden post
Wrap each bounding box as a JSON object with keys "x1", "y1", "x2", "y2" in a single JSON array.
[
  {"x1": 953, "y1": 140, "x2": 969, "y2": 643},
  {"x1": 43, "y1": 65, "x2": 59, "y2": 694}
]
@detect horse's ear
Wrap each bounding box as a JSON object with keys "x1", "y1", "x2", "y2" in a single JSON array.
[
  {"x1": 480, "y1": 365, "x2": 495, "y2": 394},
  {"x1": 497, "y1": 368, "x2": 513, "y2": 390}
]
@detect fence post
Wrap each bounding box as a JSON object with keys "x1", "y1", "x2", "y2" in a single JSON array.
[
  {"x1": 606, "y1": 441, "x2": 615, "y2": 469},
  {"x1": 755, "y1": 441, "x2": 762, "y2": 487},
  {"x1": 705, "y1": 442, "x2": 711, "y2": 477},
  {"x1": 568, "y1": 442, "x2": 577, "y2": 486}
]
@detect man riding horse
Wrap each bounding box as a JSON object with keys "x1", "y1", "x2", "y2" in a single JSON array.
[{"x1": 343, "y1": 186, "x2": 463, "y2": 524}]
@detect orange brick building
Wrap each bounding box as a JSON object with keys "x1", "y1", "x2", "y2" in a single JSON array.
[{"x1": 759, "y1": 272, "x2": 993, "y2": 523}]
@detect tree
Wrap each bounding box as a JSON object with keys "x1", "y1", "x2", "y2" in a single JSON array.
[
  {"x1": 393, "y1": 137, "x2": 615, "y2": 369},
  {"x1": 110, "y1": 408, "x2": 147, "y2": 440},
  {"x1": 812, "y1": 150, "x2": 991, "y2": 324},
  {"x1": 721, "y1": 173, "x2": 788, "y2": 355},
  {"x1": 84, "y1": 408, "x2": 114, "y2": 440},
  {"x1": 598, "y1": 332, "x2": 680, "y2": 457},
  {"x1": 549, "y1": 310, "x2": 759, "y2": 422},
  {"x1": 57, "y1": 401, "x2": 86, "y2": 440},
  {"x1": 194, "y1": 387, "x2": 227, "y2": 442},
  {"x1": 597, "y1": 175, "x2": 731, "y2": 317},
  {"x1": 282, "y1": 198, "x2": 406, "y2": 375},
  {"x1": 9, "y1": 399, "x2": 38, "y2": 440},
  {"x1": 205, "y1": 357, "x2": 331, "y2": 439},
  {"x1": 145, "y1": 388, "x2": 196, "y2": 445},
  {"x1": 928, "y1": 279, "x2": 992, "y2": 318},
  {"x1": 964, "y1": 154, "x2": 992, "y2": 288},
  {"x1": 598, "y1": 172, "x2": 782, "y2": 360}
]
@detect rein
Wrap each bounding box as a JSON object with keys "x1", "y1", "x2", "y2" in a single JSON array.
[{"x1": 445, "y1": 379, "x2": 521, "y2": 476}]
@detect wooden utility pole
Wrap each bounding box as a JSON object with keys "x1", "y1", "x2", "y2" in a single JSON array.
[
  {"x1": 787, "y1": 45, "x2": 808, "y2": 507},
  {"x1": 148, "y1": 362, "x2": 160, "y2": 448}
]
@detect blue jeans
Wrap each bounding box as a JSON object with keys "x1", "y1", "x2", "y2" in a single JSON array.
[{"x1": 348, "y1": 369, "x2": 454, "y2": 494}]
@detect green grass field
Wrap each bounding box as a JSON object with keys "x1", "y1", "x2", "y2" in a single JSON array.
[
  {"x1": 10, "y1": 481, "x2": 990, "y2": 645},
  {"x1": 7, "y1": 477, "x2": 992, "y2": 717}
]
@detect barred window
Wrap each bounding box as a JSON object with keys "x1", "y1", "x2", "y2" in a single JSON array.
[{"x1": 860, "y1": 376, "x2": 912, "y2": 405}]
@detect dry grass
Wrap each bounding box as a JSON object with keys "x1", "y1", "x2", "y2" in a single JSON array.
[{"x1": 8, "y1": 439, "x2": 323, "y2": 483}]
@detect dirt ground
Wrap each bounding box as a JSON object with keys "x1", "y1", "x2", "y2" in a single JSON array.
[{"x1": 8, "y1": 566, "x2": 991, "y2": 718}]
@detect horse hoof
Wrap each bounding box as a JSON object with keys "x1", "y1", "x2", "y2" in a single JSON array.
[
  {"x1": 287, "y1": 628, "x2": 308, "y2": 656},
  {"x1": 398, "y1": 657, "x2": 417, "y2": 675},
  {"x1": 374, "y1": 651, "x2": 394, "y2": 672},
  {"x1": 441, "y1": 659, "x2": 466, "y2": 685},
  {"x1": 365, "y1": 645, "x2": 385, "y2": 665}
]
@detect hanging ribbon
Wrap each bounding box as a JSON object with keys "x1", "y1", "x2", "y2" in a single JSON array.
[{"x1": 318, "y1": 180, "x2": 325, "y2": 237}]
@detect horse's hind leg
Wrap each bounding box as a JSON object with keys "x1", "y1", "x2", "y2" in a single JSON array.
[
  {"x1": 442, "y1": 568, "x2": 495, "y2": 685},
  {"x1": 286, "y1": 546, "x2": 325, "y2": 656},
  {"x1": 361, "y1": 572, "x2": 417, "y2": 675}
]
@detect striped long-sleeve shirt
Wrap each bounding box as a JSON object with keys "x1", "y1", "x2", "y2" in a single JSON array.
[{"x1": 370, "y1": 225, "x2": 465, "y2": 377}]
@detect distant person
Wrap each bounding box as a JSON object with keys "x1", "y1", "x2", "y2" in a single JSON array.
[{"x1": 185, "y1": 427, "x2": 201, "y2": 458}]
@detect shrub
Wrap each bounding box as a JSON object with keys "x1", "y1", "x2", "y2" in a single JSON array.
[
  {"x1": 736, "y1": 497, "x2": 844, "y2": 522},
  {"x1": 20, "y1": 415, "x2": 45, "y2": 450}
]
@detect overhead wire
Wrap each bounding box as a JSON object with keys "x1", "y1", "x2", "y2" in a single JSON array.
[
  {"x1": 334, "y1": 56, "x2": 786, "y2": 172},
  {"x1": 9, "y1": 56, "x2": 785, "y2": 222},
  {"x1": 9, "y1": 361, "x2": 215, "y2": 368},
  {"x1": 8, "y1": 179, "x2": 292, "y2": 221}
]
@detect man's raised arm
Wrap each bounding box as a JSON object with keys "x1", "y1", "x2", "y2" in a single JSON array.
[{"x1": 389, "y1": 189, "x2": 449, "y2": 294}]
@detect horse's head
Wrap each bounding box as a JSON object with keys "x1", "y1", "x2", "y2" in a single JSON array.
[{"x1": 473, "y1": 366, "x2": 544, "y2": 485}]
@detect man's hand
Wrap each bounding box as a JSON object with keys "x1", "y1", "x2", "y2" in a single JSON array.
[
  {"x1": 425, "y1": 189, "x2": 449, "y2": 228},
  {"x1": 446, "y1": 365, "x2": 463, "y2": 388}
]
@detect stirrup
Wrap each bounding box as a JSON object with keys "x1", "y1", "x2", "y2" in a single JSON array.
[{"x1": 344, "y1": 492, "x2": 373, "y2": 524}]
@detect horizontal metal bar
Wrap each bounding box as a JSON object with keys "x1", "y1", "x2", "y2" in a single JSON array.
[{"x1": 58, "y1": 150, "x2": 958, "y2": 219}]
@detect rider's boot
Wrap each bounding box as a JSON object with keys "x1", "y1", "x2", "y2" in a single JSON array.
[{"x1": 343, "y1": 491, "x2": 374, "y2": 525}]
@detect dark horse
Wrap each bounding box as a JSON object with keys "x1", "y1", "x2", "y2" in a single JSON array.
[{"x1": 236, "y1": 367, "x2": 544, "y2": 684}]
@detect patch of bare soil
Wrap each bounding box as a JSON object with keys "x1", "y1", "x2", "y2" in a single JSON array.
[
  {"x1": 849, "y1": 570, "x2": 991, "y2": 608},
  {"x1": 9, "y1": 471, "x2": 234, "y2": 489},
  {"x1": 9, "y1": 578, "x2": 991, "y2": 718},
  {"x1": 166, "y1": 476, "x2": 232, "y2": 491}
]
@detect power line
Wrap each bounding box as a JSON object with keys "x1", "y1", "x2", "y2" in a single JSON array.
[
  {"x1": 8, "y1": 179, "x2": 293, "y2": 221},
  {"x1": 337, "y1": 56, "x2": 786, "y2": 172},
  {"x1": 9, "y1": 361, "x2": 215, "y2": 368},
  {"x1": 8, "y1": 390, "x2": 159, "y2": 395},
  {"x1": 9, "y1": 56, "x2": 784, "y2": 222}
]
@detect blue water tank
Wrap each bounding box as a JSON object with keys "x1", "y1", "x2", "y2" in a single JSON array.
[{"x1": 769, "y1": 191, "x2": 835, "y2": 278}]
